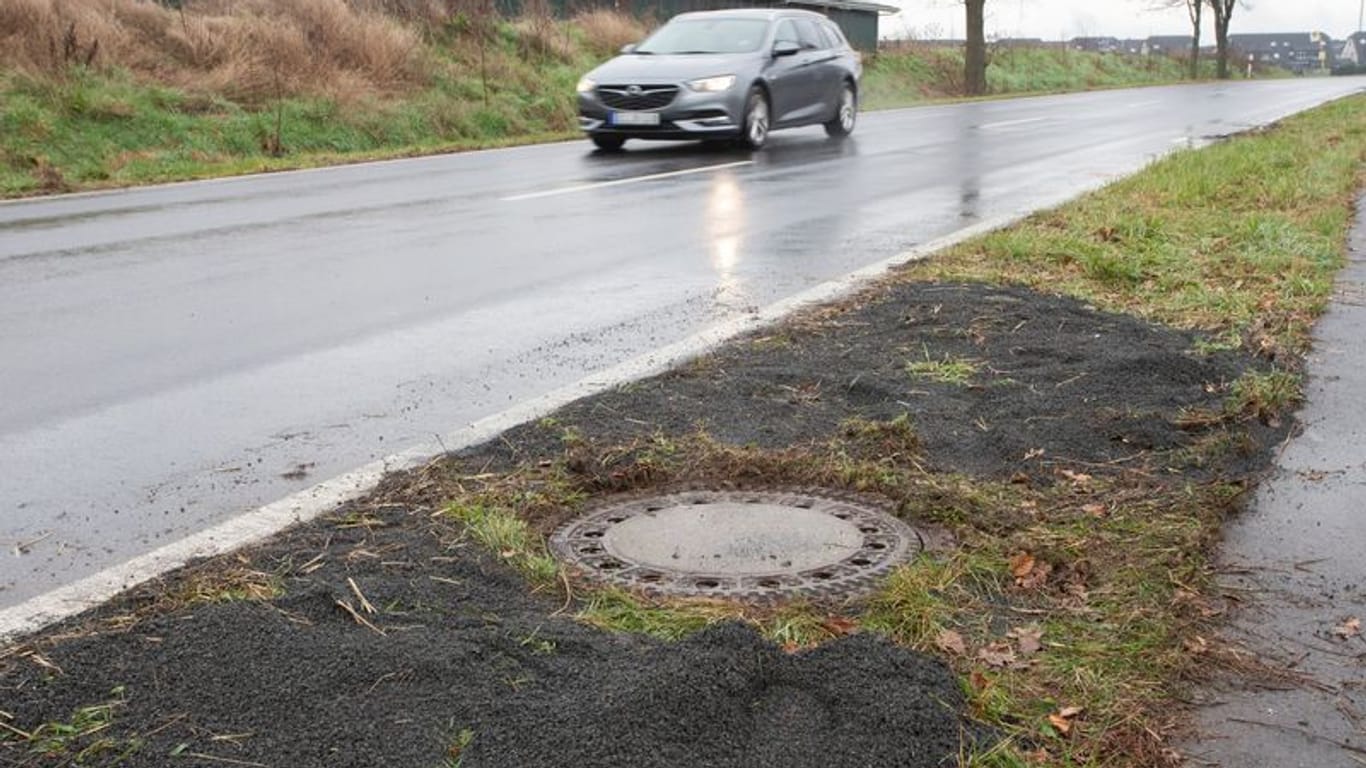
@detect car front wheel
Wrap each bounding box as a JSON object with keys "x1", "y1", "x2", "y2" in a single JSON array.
[
  {"x1": 739, "y1": 87, "x2": 770, "y2": 150},
  {"x1": 591, "y1": 135, "x2": 626, "y2": 151},
  {"x1": 825, "y1": 83, "x2": 856, "y2": 138}
]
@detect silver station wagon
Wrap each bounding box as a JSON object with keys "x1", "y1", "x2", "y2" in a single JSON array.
[{"x1": 576, "y1": 8, "x2": 862, "y2": 151}]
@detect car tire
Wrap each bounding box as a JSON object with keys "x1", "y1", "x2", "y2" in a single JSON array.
[
  {"x1": 591, "y1": 135, "x2": 626, "y2": 151},
  {"x1": 738, "y1": 87, "x2": 770, "y2": 150},
  {"x1": 824, "y1": 83, "x2": 857, "y2": 138}
]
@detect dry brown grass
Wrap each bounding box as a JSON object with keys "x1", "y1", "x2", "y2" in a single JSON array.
[
  {"x1": 573, "y1": 7, "x2": 647, "y2": 58},
  {"x1": 0, "y1": 0, "x2": 428, "y2": 101}
]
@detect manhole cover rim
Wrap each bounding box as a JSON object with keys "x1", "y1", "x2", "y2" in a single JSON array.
[{"x1": 549, "y1": 486, "x2": 928, "y2": 601}]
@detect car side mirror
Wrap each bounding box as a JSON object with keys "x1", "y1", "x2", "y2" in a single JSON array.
[
  {"x1": 772, "y1": 40, "x2": 800, "y2": 58},
  {"x1": 620, "y1": 43, "x2": 637, "y2": 54}
]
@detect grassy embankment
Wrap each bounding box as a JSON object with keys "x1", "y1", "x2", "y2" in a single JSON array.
[
  {"x1": 3, "y1": 0, "x2": 1230, "y2": 197},
  {"x1": 438, "y1": 94, "x2": 1366, "y2": 767}
]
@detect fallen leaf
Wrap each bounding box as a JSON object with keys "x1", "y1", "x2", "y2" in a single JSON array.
[
  {"x1": 1058, "y1": 705, "x2": 1084, "y2": 718},
  {"x1": 781, "y1": 641, "x2": 800, "y2": 654},
  {"x1": 1335, "y1": 617, "x2": 1361, "y2": 640},
  {"x1": 499, "y1": 549, "x2": 517, "y2": 559},
  {"x1": 1015, "y1": 558, "x2": 1053, "y2": 590},
  {"x1": 1059, "y1": 469, "x2": 1092, "y2": 486},
  {"x1": 1048, "y1": 714, "x2": 1072, "y2": 734},
  {"x1": 969, "y1": 670, "x2": 990, "y2": 692},
  {"x1": 1011, "y1": 625, "x2": 1044, "y2": 656},
  {"x1": 977, "y1": 642, "x2": 1017, "y2": 668},
  {"x1": 823, "y1": 616, "x2": 859, "y2": 636},
  {"x1": 1024, "y1": 448, "x2": 1045, "y2": 460},
  {"x1": 936, "y1": 629, "x2": 967, "y2": 656},
  {"x1": 1082, "y1": 503, "x2": 1106, "y2": 517},
  {"x1": 1010, "y1": 552, "x2": 1036, "y2": 579}
]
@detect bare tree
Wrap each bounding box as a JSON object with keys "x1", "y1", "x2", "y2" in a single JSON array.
[
  {"x1": 1162, "y1": 0, "x2": 1202, "y2": 78},
  {"x1": 1207, "y1": 0, "x2": 1241, "y2": 79},
  {"x1": 965, "y1": 0, "x2": 987, "y2": 95}
]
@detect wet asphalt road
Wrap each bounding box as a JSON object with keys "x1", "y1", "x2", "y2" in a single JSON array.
[{"x1": 2, "y1": 78, "x2": 1363, "y2": 610}]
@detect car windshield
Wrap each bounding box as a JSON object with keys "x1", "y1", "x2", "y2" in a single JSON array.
[{"x1": 634, "y1": 18, "x2": 769, "y2": 55}]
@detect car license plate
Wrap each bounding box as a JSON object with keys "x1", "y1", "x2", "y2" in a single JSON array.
[{"x1": 610, "y1": 111, "x2": 660, "y2": 126}]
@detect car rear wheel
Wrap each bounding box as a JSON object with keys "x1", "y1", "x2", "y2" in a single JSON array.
[
  {"x1": 824, "y1": 83, "x2": 857, "y2": 138},
  {"x1": 591, "y1": 135, "x2": 626, "y2": 151},
  {"x1": 739, "y1": 87, "x2": 770, "y2": 150}
]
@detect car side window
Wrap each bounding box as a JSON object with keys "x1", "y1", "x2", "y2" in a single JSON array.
[
  {"x1": 794, "y1": 19, "x2": 824, "y2": 50},
  {"x1": 774, "y1": 20, "x2": 800, "y2": 48},
  {"x1": 819, "y1": 22, "x2": 846, "y2": 50}
]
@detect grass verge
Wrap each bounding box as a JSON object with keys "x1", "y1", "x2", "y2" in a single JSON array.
[
  {"x1": 426, "y1": 95, "x2": 1366, "y2": 766},
  {"x1": 2, "y1": 0, "x2": 1255, "y2": 197}
]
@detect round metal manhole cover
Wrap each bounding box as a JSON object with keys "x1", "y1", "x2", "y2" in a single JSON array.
[{"x1": 549, "y1": 489, "x2": 924, "y2": 600}]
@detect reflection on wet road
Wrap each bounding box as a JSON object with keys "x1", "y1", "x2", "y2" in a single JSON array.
[{"x1": 1, "y1": 78, "x2": 1363, "y2": 608}]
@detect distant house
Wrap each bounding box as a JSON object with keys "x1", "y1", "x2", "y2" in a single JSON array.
[
  {"x1": 1339, "y1": 31, "x2": 1366, "y2": 65},
  {"x1": 1069, "y1": 36, "x2": 1120, "y2": 53},
  {"x1": 1146, "y1": 35, "x2": 1195, "y2": 58},
  {"x1": 1227, "y1": 32, "x2": 1335, "y2": 73},
  {"x1": 997, "y1": 37, "x2": 1045, "y2": 49},
  {"x1": 1116, "y1": 39, "x2": 1146, "y2": 55}
]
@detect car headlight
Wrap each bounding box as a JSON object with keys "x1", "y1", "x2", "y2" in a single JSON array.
[
  {"x1": 686, "y1": 75, "x2": 736, "y2": 93},
  {"x1": 576, "y1": 77, "x2": 596, "y2": 94}
]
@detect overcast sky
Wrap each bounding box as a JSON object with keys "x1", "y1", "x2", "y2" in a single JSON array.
[{"x1": 885, "y1": 1, "x2": 1366, "y2": 42}]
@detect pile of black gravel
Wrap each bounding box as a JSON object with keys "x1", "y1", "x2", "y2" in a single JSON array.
[
  {"x1": 1, "y1": 509, "x2": 976, "y2": 768},
  {"x1": 466, "y1": 621, "x2": 978, "y2": 768}
]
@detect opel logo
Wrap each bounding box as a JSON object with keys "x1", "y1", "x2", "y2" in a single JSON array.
[{"x1": 626, "y1": 85, "x2": 643, "y2": 96}]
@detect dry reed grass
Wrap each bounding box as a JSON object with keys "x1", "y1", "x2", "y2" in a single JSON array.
[
  {"x1": 0, "y1": 0, "x2": 428, "y2": 101},
  {"x1": 573, "y1": 7, "x2": 647, "y2": 57}
]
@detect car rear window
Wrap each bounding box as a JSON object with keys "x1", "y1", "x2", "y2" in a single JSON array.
[{"x1": 635, "y1": 18, "x2": 771, "y2": 54}]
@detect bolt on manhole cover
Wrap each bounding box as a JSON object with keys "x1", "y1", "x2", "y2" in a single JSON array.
[{"x1": 549, "y1": 488, "x2": 925, "y2": 601}]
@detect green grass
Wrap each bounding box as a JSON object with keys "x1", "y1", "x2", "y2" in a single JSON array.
[
  {"x1": 909, "y1": 94, "x2": 1366, "y2": 361},
  {"x1": 908, "y1": 353, "x2": 981, "y2": 386},
  {"x1": 0, "y1": 687, "x2": 141, "y2": 765},
  {"x1": 446, "y1": 502, "x2": 560, "y2": 586},
  {"x1": 862, "y1": 46, "x2": 1227, "y2": 111},
  {"x1": 443, "y1": 727, "x2": 476, "y2": 768},
  {"x1": 1227, "y1": 369, "x2": 1302, "y2": 422}
]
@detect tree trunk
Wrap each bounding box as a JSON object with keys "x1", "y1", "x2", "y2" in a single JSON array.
[
  {"x1": 1214, "y1": 13, "x2": 1230, "y2": 78},
  {"x1": 1209, "y1": 0, "x2": 1234, "y2": 79},
  {"x1": 1186, "y1": 0, "x2": 1201, "y2": 79},
  {"x1": 965, "y1": 0, "x2": 987, "y2": 96}
]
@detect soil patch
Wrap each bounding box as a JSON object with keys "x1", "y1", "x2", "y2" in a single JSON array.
[
  {"x1": 482, "y1": 282, "x2": 1267, "y2": 485},
  {"x1": 0, "y1": 281, "x2": 1282, "y2": 767}
]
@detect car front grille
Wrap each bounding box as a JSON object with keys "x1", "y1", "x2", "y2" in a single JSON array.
[{"x1": 596, "y1": 85, "x2": 679, "y2": 110}]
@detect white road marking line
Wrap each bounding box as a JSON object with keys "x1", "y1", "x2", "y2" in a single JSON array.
[
  {"x1": 0, "y1": 139, "x2": 582, "y2": 208},
  {"x1": 976, "y1": 117, "x2": 1048, "y2": 131},
  {"x1": 0, "y1": 209, "x2": 1035, "y2": 643},
  {"x1": 501, "y1": 160, "x2": 753, "y2": 201},
  {"x1": 1126, "y1": 100, "x2": 1161, "y2": 108}
]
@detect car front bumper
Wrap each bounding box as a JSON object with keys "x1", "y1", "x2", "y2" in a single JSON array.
[{"x1": 578, "y1": 86, "x2": 747, "y2": 140}]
